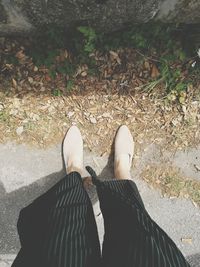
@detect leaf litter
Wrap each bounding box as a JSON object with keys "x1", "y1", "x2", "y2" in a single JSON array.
[{"x1": 0, "y1": 38, "x2": 200, "y2": 203}]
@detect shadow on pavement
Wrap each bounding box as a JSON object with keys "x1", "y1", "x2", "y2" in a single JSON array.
[
  {"x1": 0, "y1": 180, "x2": 6, "y2": 197},
  {"x1": 0, "y1": 147, "x2": 114, "y2": 255},
  {"x1": 0, "y1": 168, "x2": 66, "y2": 253},
  {"x1": 98, "y1": 132, "x2": 115, "y2": 181}
]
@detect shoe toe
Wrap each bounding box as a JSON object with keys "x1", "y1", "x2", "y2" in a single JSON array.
[
  {"x1": 63, "y1": 126, "x2": 83, "y2": 170},
  {"x1": 115, "y1": 125, "x2": 134, "y2": 158}
]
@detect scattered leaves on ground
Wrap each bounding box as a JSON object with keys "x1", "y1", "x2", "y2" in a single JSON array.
[{"x1": 142, "y1": 164, "x2": 200, "y2": 206}]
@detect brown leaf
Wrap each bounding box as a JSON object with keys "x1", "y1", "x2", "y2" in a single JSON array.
[
  {"x1": 151, "y1": 64, "x2": 160, "y2": 79},
  {"x1": 12, "y1": 78, "x2": 17, "y2": 88},
  {"x1": 45, "y1": 74, "x2": 52, "y2": 82},
  {"x1": 28, "y1": 77, "x2": 34, "y2": 84},
  {"x1": 81, "y1": 71, "x2": 87, "y2": 77},
  {"x1": 15, "y1": 50, "x2": 25, "y2": 60},
  {"x1": 194, "y1": 164, "x2": 200, "y2": 172},
  {"x1": 144, "y1": 61, "x2": 150, "y2": 70},
  {"x1": 109, "y1": 51, "x2": 121, "y2": 64}
]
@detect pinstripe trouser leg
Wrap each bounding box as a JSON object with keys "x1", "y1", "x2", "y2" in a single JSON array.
[
  {"x1": 13, "y1": 167, "x2": 190, "y2": 267},
  {"x1": 12, "y1": 171, "x2": 101, "y2": 267},
  {"x1": 86, "y1": 165, "x2": 191, "y2": 267}
]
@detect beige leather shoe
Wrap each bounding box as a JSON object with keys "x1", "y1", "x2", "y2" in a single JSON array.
[
  {"x1": 114, "y1": 125, "x2": 134, "y2": 179},
  {"x1": 63, "y1": 126, "x2": 84, "y2": 175}
]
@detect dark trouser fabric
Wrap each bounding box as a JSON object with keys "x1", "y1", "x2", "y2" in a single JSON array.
[
  {"x1": 12, "y1": 172, "x2": 101, "y2": 267},
  {"x1": 12, "y1": 167, "x2": 190, "y2": 267}
]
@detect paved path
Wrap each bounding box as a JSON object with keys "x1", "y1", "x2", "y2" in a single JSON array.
[{"x1": 0, "y1": 143, "x2": 200, "y2": 267}]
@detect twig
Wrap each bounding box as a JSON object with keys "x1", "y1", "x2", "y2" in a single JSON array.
[{"x1": 135, "y1": 49, "x2": 161, "y2": 63}]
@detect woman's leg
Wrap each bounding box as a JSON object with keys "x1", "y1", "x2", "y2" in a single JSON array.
[
  {"x1": 12, "y1": 171, "x2": 101, "y2": 267},
  {"x1": 87, "y1": 165, "x2": 190, "y2": 267},
  {"x1": 88, "y1": 125, "x2": 190, "y2": 267},
  {"x1": 12, "y1": 126, "x2": 101, "y2": 267}
]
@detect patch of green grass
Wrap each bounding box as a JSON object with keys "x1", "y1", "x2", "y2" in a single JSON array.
[
  {"x1": 160, "y1": 63, "x2": 187, "y2": 92},
  {"x1": 53, "y1": 89, "x2": 62, "y2": 96},
  {"x1": 142, "y1": 58, "x2": 190, "y2": 103},
  {"x1": 96, "y1": 23, "x2": 179, "y2": 52},
  {"x1": 5, "y1": 54, "x2": 19, "y2": 65},
  {"x1": 66, "y1": 80, "x2": 74, "y2": 91},
  {"x1": 24, "y1": 122, "x2": 36, "y2": 131},
  {"x1": 57, "y1": 61, "x2": 76, "y2": 76},
  {"x1": 49, "y1": 69, "x2": 57, "y2": 80},
  {"x1": 143, "y1": 165, "x2": 200, "y2": 206},
  {"x1": 0, "y1": 110, "x2": 9, "y2": 122},
  {"x1": 77, "y1": 26, "x2": 97, "y2": 54},
  {"x1": 165, "y1": 176, "x2": 200, "y2": 205}
]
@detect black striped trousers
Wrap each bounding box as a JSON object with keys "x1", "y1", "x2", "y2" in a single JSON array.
[{"x1": 12, "y1": 166, "x2": 190, "y2": 267}]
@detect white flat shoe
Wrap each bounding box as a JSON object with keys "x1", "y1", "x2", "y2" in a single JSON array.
[
  {"x1": 114, "y1": 125, "x2": 134, "y2": 179},
  {"x1": 63, "y1": 126, "x2": 83, "y2": 175}
]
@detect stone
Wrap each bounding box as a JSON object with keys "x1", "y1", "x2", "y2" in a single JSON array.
[
  {"x1": 0, "y1": 37, "x2": 5, "y2": 45},
  {"x1": 0, "y1": 0, "x2": 200, "y2": 36}
]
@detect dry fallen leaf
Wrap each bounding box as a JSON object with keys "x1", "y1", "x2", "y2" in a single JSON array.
[
  {"x1": 15, "y1": 50, "x2": 25, "y2": 60},
  {"x1": 181, "y1": 238, "x2": 192, "y2": 244},
  {"x1": 151, "y1": 64, "x2": 160, "y2": 79},
  {"x1": 67, "y1": 111, "x2": 75, "y2": 118},
  {"x1": 194, "y1": 164, "x2": 200, "y2": 172},
  {"x1": 192, "y1": 201, "x2": 198, "y2": 208},
  {"x1": 144, "y1": 61, "x2": 150, "y2": 70},
  {"x1": 12, "y1": 78, "x2": 17, "y2": 88},
  {"x1": 33, "y1": 66, "x2": 38, "y2": 72},
  {"x1": 0, "y1": 104, "x2": 4, "y2": 111},
  {"x1": 90, "y1": 117, "x2": 97, "y2": 124},
  {"x1": 81, "y1": 71, "x2": 87, "y2": 77},
  {"x1": 45, "y1": 74, "x2": 52, "y2": 82},
  {"x1": 109, "y1": 50, "x2": 121, "y2": 64},
  {"x1": 16, "y1": 126, "x2": 24, "y2": 136},
  {"x1": 28, "y1": 77, "x2": 34, "y2": 84}
]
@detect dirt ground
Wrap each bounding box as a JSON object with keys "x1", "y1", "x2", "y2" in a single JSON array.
[{"x1": 0, "y1": 37, "x2": 200, "y2": 205}]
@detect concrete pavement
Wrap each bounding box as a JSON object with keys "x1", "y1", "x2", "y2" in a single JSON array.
[{"x1": 0, "y1": 142, "x2": 200, "y2": 267}]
